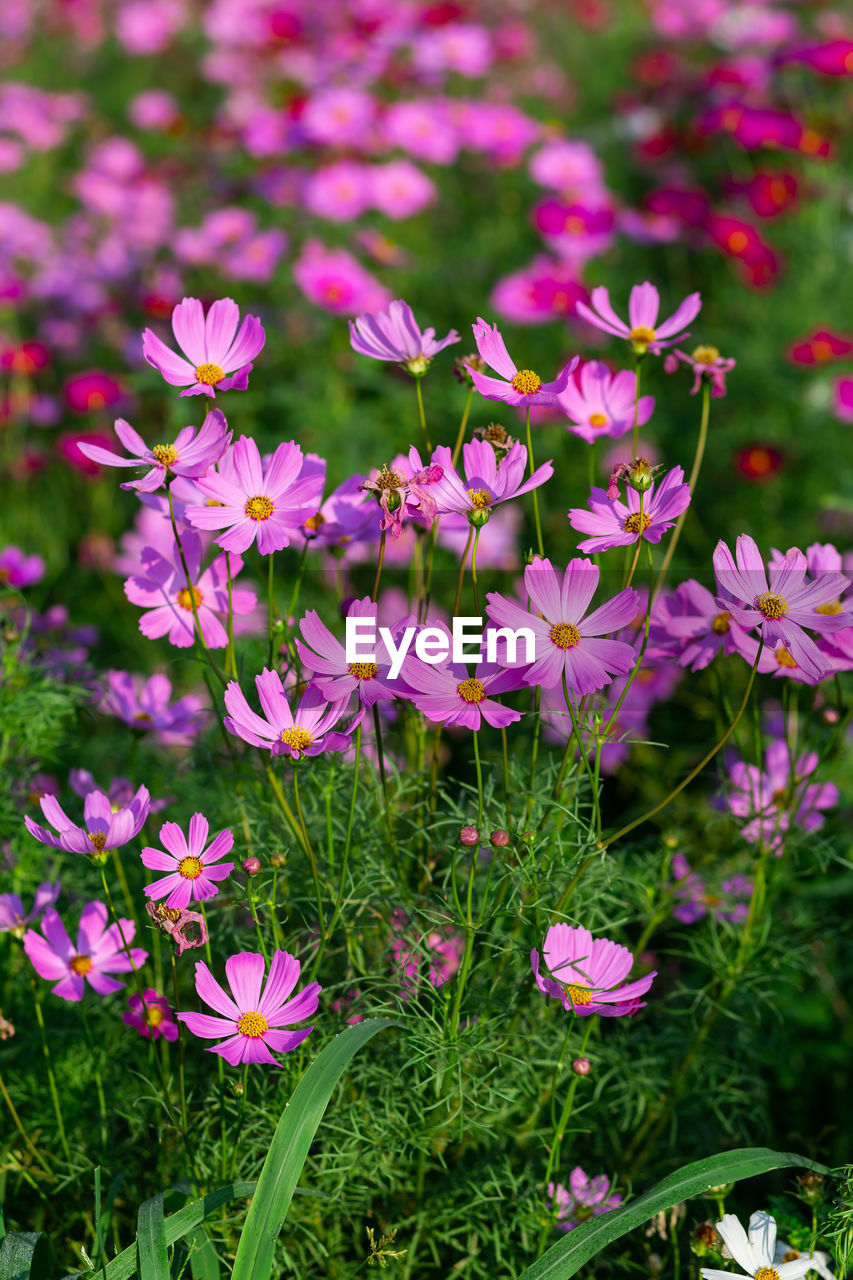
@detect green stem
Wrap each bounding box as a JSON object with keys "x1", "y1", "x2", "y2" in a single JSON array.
[
  {"x1": 537, "y1": 1018, "x2": 595, "y2": 1256},
  {"x1": 228, "y1": 1065, "x2": 249, "y2": 1181},
  {"x1": 29, "y1": 980, "x2": 71, "y2": 1164},
  {"x1": 451, "y1": 387, "x2": 474, "y2": 467},
  {"x1": 473, "y1": 728, "x2": 484, "y2": 831},
  {"x1": 0, "y1": 1069, "x2": 54, "y2": 1178},
  {"x1": 632, "y1": 355, "x2": 644, "y2": 458},
  {"x1": 623, "y1": 493, "x2": 644, "y2": 590},
  {"x1": 453, "y1": 526, "x2": 475, "y2": 616},
  {"x1": 470, "y1": 526, "x2": 482, "y2": 615},
  {"x1": 293, "y1": 765, "x2": 326, "y2": 937},
  {"x1": 415, "y1": 376, "x2": 432, "y2": 453},
  {"x1": 171, "y1": 954, "x2": 188, "y2": 1140},
  {"x1": 526, "y1": 406, "x2": 544, "y2": 557},
  {"x1": 654, "y1": 379, "x2": 710, "y2": 598},
  {"x1": 372, "y1": 529, "x2": 386, "y2": 603}
]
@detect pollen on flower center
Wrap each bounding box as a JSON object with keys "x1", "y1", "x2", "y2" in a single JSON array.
[
  {"x1": 757, "y1": 591, "x2": 788, "y2": 619},
  {"x1": 304, "y1": 512, "x2": 325, "y2": 531},
  {"x1": 147, "y1": 1006, "x2": 165, "y2": 1028},
  {"x1": 775, "y1": 646, "x2": 797, "y2": 669},
  {"x1": 177, "y1": 585, "x2": 203, "y2": 611},
  {"x1": 816, "y1": 600, "x2": 842, "y2": 615},
  {"x1": 88, "y1": 831, "x2": 107, "y2": 852},
  {"x1": 237, "y1": 1010, "x2": 269, "y2": 1038},
  {"x1": 754, "y1": 1269, "x2": 781, "y2": 1280},
  {"x1": 376, "y1": 466, "x2": 405, "y2": 491},
  {"x1": 629, "y1": 325, "x2": 656, "y2": 345},
  {"x1": 457, "y1": 677, "x2": 486, "y2": 703},
  {"x1": 567, "y1": 984, "x2": 592, "y2": 1005},
  {"x1": 348, "y1": 662, "x2": 378, "y2": 680},
  {"x1": 623, "y1": 512, "x2": 652, "y2": 535},
  {"x1": 281, "y1": 726, "x2": 313, "y2": 751},
  {"x1": 152, "y1": 443, "x2": 178, "y2": 466},
  {"x1": 178, "y1": 856, "x2": 203, "y2": 880},
  {"x1": 467, "y1": 488, "x2": 492, "y2": 509},
  {"x1": 245, "y1": 494, "x2": 274, "y2": 521},
  {"x1": 691, "y1": 344, "x2": 720, "y2": 364},
  {"x1": 588, "y1": 412, "x2": 608, "y2": 427},
  {"x1": 70, "y1": 954, "x2": 93, "y2": 975},
  {"x1": 510, "y1": 368, "x2": 542, "y2": 395},
  {"x1": 194, "y1": 362, "x2": 225, "y2": 386},
  {"x1": 712, "y1": 611, "x2": 732, "y2": 634},
  {"x1": 550, "y1": 622, "x2": 581, "y2": 649}
]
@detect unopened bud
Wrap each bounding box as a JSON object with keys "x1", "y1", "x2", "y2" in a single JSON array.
[
  {"x1": 490, "y1": 829, "x2": 510, "y2": 848},
  {"x1": 627, "y1": 456, "x2": 654, "y2": 492},
  {"x1": 572, "y1": 1057, "x2": 591, "y2": 1075},
  {"x1": 459, "y1": 826, "x2": 479, "y2": 847},
  {"x1": 454, "y1": 353, "x2": 485, "y2": 385},
  {"x1": 690, "y1": 1222, "x2": 719, "y2": 1257},
  {"x1": 269, "y1": 851, "x2": 286, "y2": 868},
  {"x1": 242, "y1": 857, "x2": 261, "y2": 876}
]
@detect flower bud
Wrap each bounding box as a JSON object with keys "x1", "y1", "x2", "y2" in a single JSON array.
[
  {"x1": 572, "y1": 1057, "x2": 591, "y2": 1075},
  {"x1": 490, "y1": 829, "x2": 510, "y2": 848},
  {"x1": 689, "y1": 1222, "x2": 719, "y2": 1258},
  {"x1": 459, "y1": 826, "x2": 479, "y2": 847},
  {"x1": 453, "y1": 353, "x2": 485, "y2": 385},
  {"x1": 627, "y1": 456, "x2": 654, "y2": 492},
  {"x1": 242, "y1": 857, "x2": 261, "y2": 876},
  {"x1": 269, "y1": 851, "x2": 286, "y2": 868},
  {"x1": 797, "y1": 1171, "x2": 825, "y2": 1204}
]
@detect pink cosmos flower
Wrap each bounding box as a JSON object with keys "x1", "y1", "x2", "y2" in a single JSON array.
[
  {"x1": 531, "y1": 923, "x2": 656, "y2": 1017},
  {"x1": 141, "y1": 813, "x2": 235, "y2": 909},
  {"x1": 724, "y1": 739, "x2": 838, "y2": 853},
  {"x1": 486, "y1": 557, "x2": 639, "y2": 695},
  {"x1": 25, "y1": 785, "x2": 150, "y2": 859},
  {"x1": 650, "y1": 579, "x2": 749, "y2": 671},
  {"x1": 466, "y1": 318, "x2": 578, "y2": 406},
  {"x1": 0, "y1": 882, "x2": 61, "y2": 936},
  {"x1": 833, "y1": 376, "x2": 853, "y2": 424},
  {"x1": 77, "y1": 410, "x2": 230, "y2": 492},
  {"x1": 293, "y1": 240, "x2": 391, "y2": 316},
  {"x1": 664, "y1": 346, "x2": 736, "y2": 398},
  {"x1": 296, "y1": 598, "x2": 410, "y2": 708},
  {"x1": 24, "y1": 902, "x2": 147, "y2": 1002},
  {"x1": 390, "y1": 911, "x2": 465, "y2": 999},
  {"x1": 712, "y1": 536, "x2": 850, "y2": 682},
  {"x1": 568, "y1": 466, "x2": 691, "y2": 554},
  {"x1": 69, "y1": 768, "x2": 170, "y2": 815},
  {"x1": 557, "y1": 362, "x2": 654, "y2": 444},
  {"x1": 0, "y1": 546, "x2": 46, "y2": 588},
  {"x1": 142, "y1": 297, "x2": 265, "y2": 398},
  {"x1": 123, "y1": 989, "x2": 179, "y2": 1041},
  {"x1": 548, "y1": 1170, "x2": 622, "y2": 1233},
  {"x1": 224, "y1": 670, "x2": 359, "y2": 760},
  {"x1": 124, "y1": 530, "x2": 256, "y2": 649},
  {"x1": 428, "y1": 438, "x2": 553, "y2": 522},
  {"x1": 304, "y1": 161, "x2": 372, "y2": 223},
  {"x1": 575, "y1": 281, "x2": 701, "y2": 354},
  {"x1": 400, "y1": 626, "x2": 524, "y2": 730},
  {"x1": 101, "y1": 671, "x2": 206, "y2": 742},
  {"x1": 177, "y1": 949, "x2": 320, "y2": 1065},
  {"x1": 369, "y1": 159, "x2": 437, "y2": 219},
  {"x1": 349, "y1": 299, "x2": 460, "y2": 374},
  {"x1": 670, "y1": 853, "x2": 752, "y2": 925},
  {"x1": 300, "y1": 474, "x2": 375, "y2": 550}
]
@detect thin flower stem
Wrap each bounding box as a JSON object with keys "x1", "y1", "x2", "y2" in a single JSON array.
[
  {"x1": 325, "y1": 724, "x2": 362, "y2": 942},
  {"x1": 623, "y1": 493, "x2": 645, "y2": 589},
  {"x1": 453, "y1": 526, "x2": 475, "y2": 616},
  {"x1": 372, "y1": 529, "x2": 386, "y2": 603},
  {"x1": 415, "y1": 376, "x2": 432, "y2": 453},
  {"x1": 632, "y1": 355, "x2": 644, "y2": 457},
  {"x1": 470, "y1": 527, "x2": 482, "y2": 615},
  {"x1": 245, "y1": 873, "x2": 270, "y2": 962},
  {"x1": 500, "y1": 723, "x2": 512, "y2": 829},
  {"x1": 473, "y1": 729, "x2": 484, "y2": 830},
  {"x1": 587, "y1": 440, "x2": 596, "y2": 490},
  {"x1": 171, "y1": 954, "x2": 188, "y2": 1139},
  {"x1": 199, "y1": 902, "x2": 229, "y2": 1183},
  {"x1": 603, "y1": 544, "x2": 655, "y2": 739},
  {"x1": 293, "y1": 765, "x2": 327, "y2": 937},
  {"x1": 451, "y1": 387, "x2": 474, "y2": 467},
  {"x1": 541, "y1": 1017, "x2": 594, "y2": 1193},
  {"x1": 266, "y1": 551, "x2": 276, "y2": 668},
  {"x1": 167, "y1": 486, "x2": 226, "y2": 687},
  {"x1": 228, "y1": 1064, "x2": 249, "y2": 1181},
  {"x1": 524, "y1": 688, "x2": 542, "y2": 825},
  {"x1": 30, "y1": 976, "x2": 72, "y2": 1163},
  {"x1": 79, "y1": 1004, "x2": 108, "y2": 1154},
  {"x1": 525, "y1": 406, "x2": 544, "y2": 557},
  {"x1": 419, "y1": 519, "x2": 440, "y2": 623},
  {"x1": 0, "y1": 1067, "x2": 55, "y2": 1178},
  {"x1": 653, "y1": 379, "x2": 710, "y2": 599},
  {"x1": 372, "y1": 705, "x2": 397, "y2": 855},
  {"x1": 264, "y1": 760, "x2": 307, "y2": 849}
]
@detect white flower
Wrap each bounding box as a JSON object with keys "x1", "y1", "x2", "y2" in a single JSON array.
[
  {"x1": 775, "y1": 1237, "x2": 838, "y2": 1280},
  {"x1": 700, "y1": 1212, "x2": 816, "y2": 1280}
]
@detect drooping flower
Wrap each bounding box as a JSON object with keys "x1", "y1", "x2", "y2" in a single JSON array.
[
  {"x1": 142, "y1": 297, "x2": 265, "y2": 398},
  {"x1": 0, "y1": 546, "x2": 46, "y2": 588},
  {"x1": 77, "y1": 410, "x2": 230, "y2": 492},
  {"x1": 531, "y1": 923, "x2": 656, "y2": 1016},
  {"x1": 145, "y1": 901, "x2": 208, "y2": 957},
  {"x1": 360, "y1": 451, "x2": 444, "y2": 540},
  {"x1": 568, "y1": 466, "x2": 691, "y2": 555},
  {"x1": 547, "y1": 1170, "x2": 622, "y2": 1234},
  {"x1": 349, "y1": 299, "x2": 459, "y2": 375},
  {"x1": 664, "y1": 346, "x2": 736, "y2": 397},
  {"x1": 23, "y1": 902, "x2": 147, "y2": 1002},
  {"x1": 700, "y1": 1211, "x2": 816, "y2": 1280},
  {"x1": 486, "y1": 557, "x2": 639, "y2": 695},
  {"x1": 141, "y1": 813, "x2": 235, "y2": 910},
  {"x1": 575, "y1": 281, "x2": 701, "y2": 354},
  {"x1": 557, "y1": 362, "x2": 654, "y2": 444},
  {"x1": 24, "y1": 786, "x2": 150, "y2": 861},
  {"x1": 427, "y1": 438, "x2": 553, "y2": 524},
  {"x1": 465, "y1": 318, "x2": 578, "y2": 406},
  {"x1": 123, "y1": 989, "x2": 179, "y2": 1041},
  {"x1": 186, "y1": 436, "x2": 322, "y2": 555},
  {"x1": 0, "y1": 882, "x2": 61, "y2": 936},
  {"x1": 101, "y1": 671, "x2": 206, "y2": 743},
  {"x1": 296, "y1": 598, "x2": 411, "y2": 707},
  {"x1": 723, "y1": 739, "x2": 838, "y2": 853},
  {"x1": 177, "y1": 949, "x2": 320, "y2": 1065},
  {"x1": 223, "y1": 670, "x2": 359, "y2": 759}
]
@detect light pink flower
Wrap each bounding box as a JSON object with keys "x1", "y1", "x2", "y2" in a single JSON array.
[
  {"x1": 568, "y1": 467, "x2": 691, "y2": 554},
  {"x1": 575, "y1": 282, "x2": 701, "y2": 354},
  {"x1": 123, "y1": 989, "x2": 179, "y2": 1041},
  {"x1": 24, "y1": 902, "x2": 147, "y2": 1002},
  {"x1": 349, "y1": 299, "x2": 459, "y2": 373},
  {"x1": 558, "y1": 362, "x2": 654, "y2": 444},
  {"x1": 532, "y1": 923, "x2": 655, "y2": 1017},
  {"x1": 142, "y1": 297, "x2": 265, "y2": 398},
  {"x1": 223, "y1": 671, "x2": 359, "y2": 759},
  {"x1": 142, "y1": 813, "x2": 235, "y2": 909},
  {"x1": 466, "y1": 318, "x2": 578, "y2": 406},
  {"x1": 78, "y1": 410, "x2": 230, "y2": 492},
  {"x1": 25, "y1": 785, "x2": 150, "y2": 859}
]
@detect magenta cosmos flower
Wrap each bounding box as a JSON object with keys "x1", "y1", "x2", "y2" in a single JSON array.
[
  {"x1": 0, "y1": 882, "x2": 61, "y2": 936},
  {"x1": 25, "y1": 785, "x2": 150, "y2": 860},
  {"x1": 141, "y1": 814, "x2": 235, "y2": 909},
  {"x1": 77, "y1": 410, "x2": 230, "y2": 492},
  {"x1": 724, "y1": 739, "x2": 838, "y2": 853},
  {"x1": 349, "y1": 299, "x2": 460, "y2": 375},
  {"x1": 486, "y1": 557, "x2": 639, "y2": 695},
  {"x1": 531, "y1": 923, "x2": 655, "y2": 1017},
  {"x1": 224, "y1": 670, "x2": 358, "y2": 759},
  {"x1": 400, "y1": 628, "x2": 524, "y2": 730},
  {"x1": 123, "y1": 989, "x2": 179, "y2": 1041},
  {"x1": 548, "y1": 1170, "x2": 622, "y2": 1233},
  {"x1": 712, "y1": 535, "x2": 850, "y2": 682},
  {"x1": 575, "y1": 282, "x2": 701, "y2": 354},
  {"x1": 177, "y1": 949, "x2": 320, "y2": 1065},
  {"x1": 465, "y1": 318, "x2": 578, "y2": 406},
  {"x1": 0, "y1": 546, "x2": 46, "y2": 588},
  {"x1": 186, "y1": 436, "x2": 321, "y2": 555},
  {"x1": 664, "y1": 345, "x2": 736, "y2": 398},
  {"x1": 142, "y1": 297, "x2": 265, "y2": 398},
  {"x1": 101, "y1": 671, "x2": 205, "y2": 743},
  {"x1": 428, "y1": 438, "x2": 553, "y2": 523},
  {"x1": 557, "y1": 362, "x2": 654, "y2": 444},
  {"x1": 124, "y1": 530, "x2": 256, "y2": 649},
  {"x1": 296, "y1": 598, "x2": 411, "y2": 707},
  {"x1": 361, "y1": 450, "x2": 444, "y2": 540},
  {"x1": 24, "y1": 902, "x2": 147, "y2": 1002},
  {"x1": 568, "y1": 466, "x2": 691, "y2": 555},
  {"x1": 651, "y1": 579, "x2": 749, "y2": 672}
]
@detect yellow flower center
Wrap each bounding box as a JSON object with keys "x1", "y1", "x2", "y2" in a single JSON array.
[
  {"x1": 194, "y1": 362, "x2": 225, "y2": 386},
  {"x1": 757, "y1": 591, "x2": 788, "y2": 620},
  {"x1": 629, "y1": 325, "x2": 656, "y2": 347},
  {"x1": 280, "y1": 726, "x2": 313, "y2": 752},
  {"x1": 134, "y1": 712, "x2": 154, "y2": 724},
  {"x1": 588, "y1": 412, "x2": 608, "y2": 427},
  {"x1": 152, "y1": 443, "x2": 178, "y2": 466},
  {"x1": 623, "y1": 512, "x2": 652, "y2": 535},
  {"x1": 781, "y1": 1253, "x2": 800, "y2": 1264},
  {"x1": 88, "y1": 831, "x2": 107, "y2": 852},
  {"x1": 178, "y1": 856, "x2": 203, "y2": 880},
  {"x1": 712, "y1": 611, "x2": 731, "y2": 634},
  {"x1": 727, "y1": 230, "x2": 750, "y2": 254},
  {"x1": 348, "y1": 663, "x2": 378, "y2": 680},
  {"x1": 457, "y1": 677, "x2": 486, "y2": 703},
  {"x1": 237, "y1": 1010, "x2": 269, "y2": 1038},
  {"x1": 70, "y1": 954, "x2": 93, "y2": 975},
  {"x1": 304, "y1": 512, "x2": 325, "y2": 531},
  {"x1": 510, "y1": 368, "x2": 542, "y2": 396},
  {"x1": 549, "y1": 622, "x2": 581, "y2": 649},
  {"x1": 467, "y1": 488, "x2": 492, "y2": 509},
  {"x1": 147, "y1": 1006, "x2": 165, "y2": 1028},
  {"x1": 691, "y1": 345, "x2": 720, "y2": 365},
  {"x1": 754, "y1": 1269, "x2": 780, "y2": 1280},
  {"x1": 811, "y1": 340, "x2": 833, "y2": 363},
  {"x1": 375, "y1": 466, "x2": 405, "y2": 491},
  {"x1": 775, "y1": 647, "x2": 797, "y2": 669},
  {"x1": 816, "y1": 600, "x2": 842, "y2": 615},
  {"x1": 177, "y1": 585, "x2": 203, "y2": 611},
  {"x1": 245, "y1": 494, "x2": 274, "y2": 521},
  {"x1": 567, "y1": 984, "x2": 592, "y2": 1005}
]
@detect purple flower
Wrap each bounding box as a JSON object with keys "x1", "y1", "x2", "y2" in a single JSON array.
[
  {"x1": 142, "y1": 297, "x2": 265, "y2": 398},
  {"x1": 486, "y1": 557, "x2": 639, "y2": 695},
  {"x1": 23, "y1": 902, "x2": 147, "y2": 1002},
  {"x1": 547, "y1": 1170, "x2": 622, "y2": 1233},
  {"x1": 124, "y1": 531, "x2": 256, "y2": 649},
  {"x1": 670, "y1": 853, "x2": 752, "y2": 925},
  {"x1": 712, "y1": 535, "x2": 850, "y2": 682},
  {"x1": 568, "y1": 466, "x2": 691, "y2": 555},
  {"x1": 400, "y1": 626, "x2": 524, "y2": 730},
  {"x1": 224, "y1": 670, "x2": 360, "y2": 759},
  {"x1": 186, "y1": 436, "x2": 322, "y2": 555},
  {"x1": 349, "y1": 299, "x2": 460, "y2": 374},
  {"x1": 465, "y1": 317, "x2": 578, "y2": 406},
  {"x1": 532, "y1": 923, "x2": 655, "y2": 1017},
  {"x1": 651, "y1": 579, "x2": 749, "y2": 671},
  {"x1": 101, "y1": 671, "x2": 206, "y2": 743},
  {"x1": 123, "y1": 989, "x2": 179, "y2": 1041},
  {"x1": 77, "y1": 410, "x2": 230, "y2": 492},
  {"x1": 724, "y1": 739, "x2": 838, "y2": 853},
  {"x1": 25, "y1": 786, "x2": 149, "y2": 861},
  {"x1": 0, "y1": 546, "x2": 45, "y2": 588},
  {"x1": 557, "y1": 361, "x2": 654, "y2": 444},
  {"x1": 664, "y1": 345, "x2": 736, "y2": 397},
  {"x1": 69, "y1": 769, "x2": 170, "y2": 815},
  {"x1": 296, "y1": 598, "x2": 410, "y2": 708},
  {"x1": 142, "y1": 814, "x2": 235, "y2": 910},
  {"x1": 300, "y1": 474, "x2": 375, "y2": 549},
  {"x1": 0, "y1": 882, "x2": 61, "y2": 936},
  {"x1": 575, "y1": 281, "x2": 701, "y2": 354},
  {"x1": 428, "y1": 438, "x2": 553, "y2": 522},
  {"x1": 177, "y1": 949, "x2": 320, "y2": 1066}
]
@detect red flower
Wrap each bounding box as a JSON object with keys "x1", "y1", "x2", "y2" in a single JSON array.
[
  {"x1": 735, "y1": 445, "x2": 784, "y2": 482},
  {"x1": 787, "y1": 329, "x2": 853, "y2": 366},
  {"x1": 64, "y1": 371, "x2": 125, "y2": 414}
]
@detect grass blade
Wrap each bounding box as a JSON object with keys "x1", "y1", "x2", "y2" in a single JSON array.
[
  {"x1": 136, "y1": 1195, "x2": 168, "y2": 1280},
  {"x1": 0, "y1": 1231, "x2": 55, "y2": 1280}
]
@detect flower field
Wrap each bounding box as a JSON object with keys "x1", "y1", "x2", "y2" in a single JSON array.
[{"x1": 1, "y1": 1, "x2": 853, "y2": 1277}]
